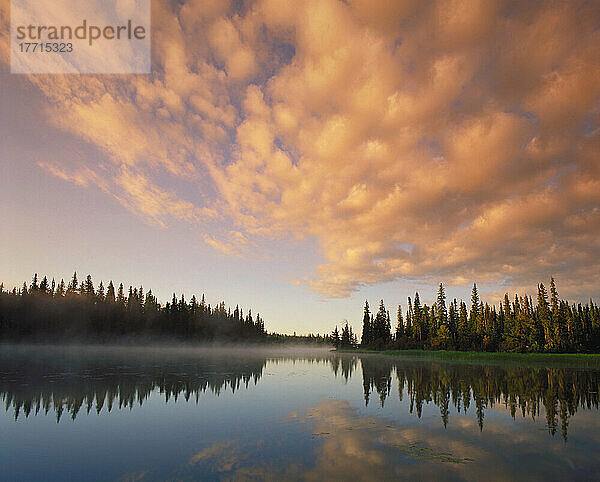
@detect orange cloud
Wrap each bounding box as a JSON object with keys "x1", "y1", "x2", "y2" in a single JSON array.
[{"x1": 8, "y1": 0, "x2": 600, "y2": 298}]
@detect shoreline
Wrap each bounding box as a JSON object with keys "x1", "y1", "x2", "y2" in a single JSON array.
[{"x1": 338, "y1": 348, "x2": 600, "y2": 367}]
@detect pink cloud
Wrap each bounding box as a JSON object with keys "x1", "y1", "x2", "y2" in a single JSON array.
[{"x1": 6, "y1": 0, "x2": 600, "y2": 299}]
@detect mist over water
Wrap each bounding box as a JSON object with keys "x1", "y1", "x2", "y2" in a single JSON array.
[{"x1": 2, "y1": 345, "x2": 600, "y2": 480}]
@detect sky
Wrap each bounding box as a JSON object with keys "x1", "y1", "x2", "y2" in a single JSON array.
[{"x1": 1, "y1": 0, "x2": 600, "y2": 335}]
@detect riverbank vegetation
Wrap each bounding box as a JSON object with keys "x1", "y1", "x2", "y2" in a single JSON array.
[
  {"x1": 359, "y1": 278, "x2": 600, "y2": 353},
  {"x1": 0, "y1": 272, "x2": 269, "y2": 342},
  {"x1": 354, "y1": 349, "x2": 600, "y2": 368}
]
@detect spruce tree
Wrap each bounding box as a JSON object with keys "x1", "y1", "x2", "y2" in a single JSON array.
[
  {"x1": 458, "y1": 301, "x2": 469, "y2": 349},
  {"x1": 331, "y1": 326, "x2": 340, "y2": 348},
  {"x1": 30, "y1": 273, "x2": 39, "y2": 292},
  {"x1": 67, "y1": 272, "x2": 78, "y2": 295},
  {"x1": 550, "y1": 277, "x2": 559, "y2": 315},
  {"x1": 361, "y1": 300, "x2": 372, "y2": 347},
  {"x1": 97, "y1": 281, "x2": 105, "y2": 302},
  {"x1": 56, "y1": 279, "x2": 66, "y2": 297},
  {"x1": 470, "y1": 283, "x2": 480, "y2": 330},
  {"x1": 84, "y1": 275, "x2": 94, "y2": 298},
  {"x1": 538, "y1": 283, "x2": 552, "y2": 350},
  {"x1": 117, "y1": 283, "x2": 125, "y2": 305},
  {"x1": 396, "y1": 305, "x2": 404, "y2": 341},
  {"x1": 386, "y1": 311, "x2": 392, "y2": 341},
  {"x1": 413, "y1": 293, "x2": 422, "y2": 342},
  {"x1": 39, "y1": 276, "x2": 49, "y2": 294},
  {"x1": 106, "y1": 281, "x2": 116, "y2": 303},
  {"x1": 448, "y1": 300, "x2": 457, "y2": 346},
  {"x1": 436, "y1": 282, "x2": 447, "y2": 328},
  {"x1": 406, "y1": 297, "x2": 413, "y2": 340},
  {"x1": 373, "y1": 300, "x2": 390, "y2": 344},
  {"x1": 341, "y1": 322, "x2": 351, "y2": 347}
]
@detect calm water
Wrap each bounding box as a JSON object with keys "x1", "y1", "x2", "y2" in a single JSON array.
[{"x1": 1, "y1": 345, "x2": 600, "y2": 481}]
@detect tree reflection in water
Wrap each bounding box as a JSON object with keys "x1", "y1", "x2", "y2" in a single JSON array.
[
  {"x1": 359, "y1": 355, "x2": 600, "y2": 441},
  {"x1": 0, "y1": 347, "x2": 267, "y2": 423},
  {"x1": 2, "y1": 349, "x2": 599, "y2": 442}
]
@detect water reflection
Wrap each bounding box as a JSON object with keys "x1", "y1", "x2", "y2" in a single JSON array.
[
  {"x1": 359, "y1": 356, "x2": 600, "y2": 441},
  {"x1": 2, "y1": 347, "x2": 600, "y2": 442},
  {"x1": 329, "y1": 354, "x2": 358, "y2": 381},
  {"x1": 0, "y1": 346, "x2": 267, "y2": 422},
  {"x1": 276, "y1": 399, "x2": 600, "y2": 481}
]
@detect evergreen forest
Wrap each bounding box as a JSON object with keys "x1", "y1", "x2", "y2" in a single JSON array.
[
  {"x1": 359, "y1": 278, "x2": 600, "y2": 353},
  {"x1": 0, "y1": 272, "x2": 268, "y2": 342}
]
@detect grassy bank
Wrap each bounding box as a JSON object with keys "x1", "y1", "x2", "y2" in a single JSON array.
[{"x1": 345, "y1": 349, "x2": 600, "y2": 367}]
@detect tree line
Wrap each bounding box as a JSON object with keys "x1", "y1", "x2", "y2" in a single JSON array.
[
  {"x1": 360, "y1": 278, "x2": 600, "y2": 353},
  {"x1": 330, "y1": 321, "x2": 358, "y2": 349},
  {"x1": 0, "y1": 272, "x2": 267, "y2": 341}
]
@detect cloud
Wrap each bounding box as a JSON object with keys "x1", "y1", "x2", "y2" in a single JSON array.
[
  {"x1": 7, "y1": 0, "x2": 600, "y2": 298},
  {"x1": 292, "y1": 398, "x2": 600, "y2": 481},
  {"x1": 201, "y1": 230, "x2": 250, "y2": 257},
  {"x1": 182, "y1": 398, "x2": 600, "y2": 480},
  {"x1": 188, "y1": 440, "x2": 238, "y2": 468}
]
